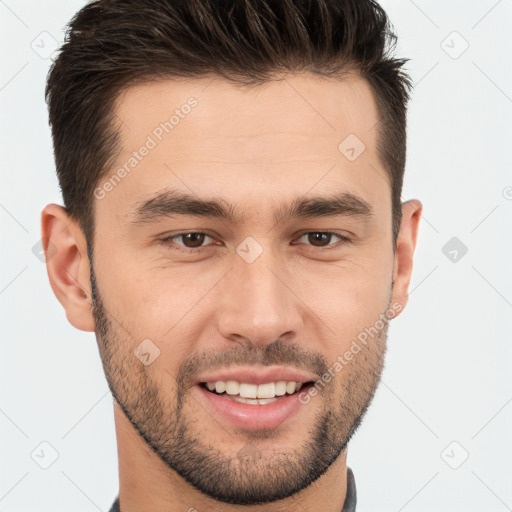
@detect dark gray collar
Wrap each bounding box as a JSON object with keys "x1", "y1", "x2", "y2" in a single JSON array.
[{"x1": 342, "y1": 466, "x2": 357, "y2": 511}]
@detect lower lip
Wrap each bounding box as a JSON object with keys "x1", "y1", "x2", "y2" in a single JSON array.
[{"x1": 197, "y1": 384, "x2": 313, "y2": 430}]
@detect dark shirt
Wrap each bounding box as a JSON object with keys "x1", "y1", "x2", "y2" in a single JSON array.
[{"x1": 109, "y1": 466, "x2": 357, "y2": 511}]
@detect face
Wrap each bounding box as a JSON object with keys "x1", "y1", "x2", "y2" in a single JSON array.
[{"x1": 56, "y1": 73, "x2": 416, "y2": 505}]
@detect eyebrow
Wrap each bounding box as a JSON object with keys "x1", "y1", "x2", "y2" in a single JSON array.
[{"x1": 129, "y1": 187, "x2": 373, "y2": 226}]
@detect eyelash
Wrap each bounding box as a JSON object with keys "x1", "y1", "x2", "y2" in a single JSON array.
[{"x1": 159, "y1": 230, "x2": 351, "y2": 253}]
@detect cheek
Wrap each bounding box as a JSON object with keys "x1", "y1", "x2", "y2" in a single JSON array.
[
  {"x1": 97, "y1": 267, "x2": 205, "y2": 385},
  {"x1": 294, "y1": 257, "x2": 392, "y2": 345},
  {"x1": 100, "y1": 259, "x2": 220, "y2": 346}
]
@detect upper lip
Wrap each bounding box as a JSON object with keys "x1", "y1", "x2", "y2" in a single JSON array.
[{"x1": 195, "y1": 366, "x2": 318, "y2": 386}]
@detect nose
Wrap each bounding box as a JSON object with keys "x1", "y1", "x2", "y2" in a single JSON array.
[{"x1": 216, "y1": 248, "x2": 304, "y2": 348}]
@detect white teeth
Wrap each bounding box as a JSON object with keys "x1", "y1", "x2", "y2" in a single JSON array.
[
  {"x1": 255, "y1": 397, "x2": 277, "y2": 405},
  {"x1": 257, "y1": 382, "x2": 275, "y2": 398},
  {"x1": 229, "y1": 396, "x2": 278, "y2": 405},
  {"x1": 225, "y1": 381, "x2": 239, "y2": 395},
  {"x1": 205, "y1": 379, "x2": 308, "y2": 398},
  {"x1": 239, "y1": 383, "x2": 257, "y2": 398},
  {"x1": 275, "y1": 381, "x2": 287, "y2": 396},
  {"x1": 286, "y1": 381, "x2": 296, "y2": 394},
  {"x1": 214, "y1": 381, "x2": 226, "y2": 394}
]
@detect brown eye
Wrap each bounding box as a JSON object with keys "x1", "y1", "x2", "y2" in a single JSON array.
[
  {"x1": 295, "y1": 231, "x2": 350, "y2": 249},
  {"x1": 179, "y1": 233, "x2": 207, "y2": 248},
  {"x1": 306, "y1": 232, "x2": 332, "y2": 247},
  {"x1": 160, "y1": 232, "x2": 215, "y2": 251}
]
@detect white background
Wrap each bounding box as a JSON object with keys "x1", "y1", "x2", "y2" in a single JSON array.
[{"x1": 1, "y1": 1, "x2": 511, "y2": 510}]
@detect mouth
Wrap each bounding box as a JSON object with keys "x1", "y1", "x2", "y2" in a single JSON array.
[{"x1": 196, "y1": 380, "x2": 316, "y2": 430}]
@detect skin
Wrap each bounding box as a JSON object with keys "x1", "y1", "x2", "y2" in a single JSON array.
[{"x1": 42, "y1": 72, "x2": 422, "y2": 512}]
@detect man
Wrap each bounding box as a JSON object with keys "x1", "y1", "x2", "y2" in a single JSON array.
[{"x1": 41, "y1": 0, "x2": 421, "y2": 510}]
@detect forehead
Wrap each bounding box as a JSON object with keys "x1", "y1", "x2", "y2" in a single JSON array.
[
  {"x1": 98, "y1": 73, "x2": 387, "y2": 225},
  {"x1": 113, "y1": 72, "x2": 379, "y2": 152}
]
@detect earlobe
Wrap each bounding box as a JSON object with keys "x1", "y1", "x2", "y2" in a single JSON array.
[
  {"x1": 391, "y1": 199, "x2": 423, "y2": 314},
  {"x1": 41, "y1": 204, "x2": 96, "y2": 332}
]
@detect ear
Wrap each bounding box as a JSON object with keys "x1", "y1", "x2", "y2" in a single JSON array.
[
  {"x1": 390, "y1": 199, "x2": 422, "y2": 316},
  {"x1": 40, "y1": 204, "x2": 95, "y2": 332}
]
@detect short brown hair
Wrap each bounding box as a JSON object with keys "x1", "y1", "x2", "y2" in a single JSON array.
[{"x1": 45, "y1": 0, "x2": 412, "y2": 249}]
